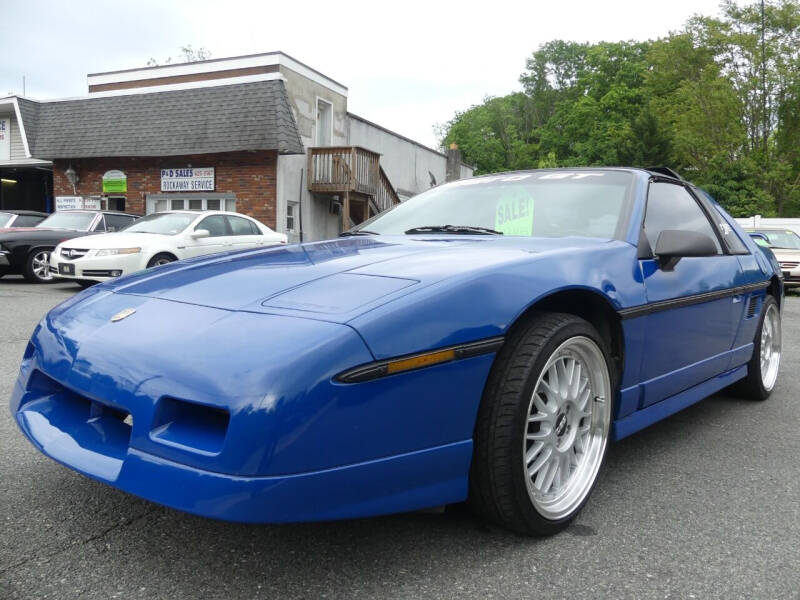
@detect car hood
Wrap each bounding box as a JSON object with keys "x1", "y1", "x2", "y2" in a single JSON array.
[
  {"x1": 768, "y1": 247, "x2": 800, "y2": 261},
  {"x1": 61, "y1": 231, "x2": 165, "y2": 249},
  {"x1": 104, "y1": 235, "x2": 617, "y2": 322}
]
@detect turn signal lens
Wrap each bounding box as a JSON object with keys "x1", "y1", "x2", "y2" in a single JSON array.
[
  {"x1": 385, "y1": 348, "x2": 456, "y2": 374},
  {"x1": 96, "y1": 247, "x2": 141, "y2": 256}
]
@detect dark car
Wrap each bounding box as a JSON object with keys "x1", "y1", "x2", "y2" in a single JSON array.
[
  {"x1": 0, "y1": 210, "x2": 48, "y2": 228},
  {"x1": 0, "y1": 210, "x2": 139, "y2": 283}
]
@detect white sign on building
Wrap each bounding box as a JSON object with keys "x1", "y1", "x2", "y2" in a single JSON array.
[
  {"x1": 55, "y1": 196, "x2": 102, "y2": 211},
  {"x1": 160, "y1": 167, "x2": 215, "y2": 191},
  {"x1": 0, "y1": 118, "x2": 10, "y2": 161}
]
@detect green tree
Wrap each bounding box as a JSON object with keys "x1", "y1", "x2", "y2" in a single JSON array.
[{"x1": 439, "y1": 0, "x2": 800, "y2": 216}]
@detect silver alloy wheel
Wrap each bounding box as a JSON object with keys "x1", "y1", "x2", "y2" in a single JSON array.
[
  {"x1": 760, "y1": 303, "x2": 781, "y2": 392},
  {"x1": 31, "y1": 251, "x2": 53, "y2": 281},
  {"x1": 523, "y1": 336, "x2": 611, "y2": 520}
]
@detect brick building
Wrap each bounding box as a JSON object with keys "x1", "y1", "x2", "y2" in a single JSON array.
[{"x1": 1, "y1": 52, "x2": 472, "y2": 241}]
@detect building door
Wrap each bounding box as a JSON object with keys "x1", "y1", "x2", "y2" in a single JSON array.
[{"x1": 316, "y1": 99, "x2": 332, "y2": 146}]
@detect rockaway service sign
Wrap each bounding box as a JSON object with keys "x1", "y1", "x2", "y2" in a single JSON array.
[{"x1": 160, "y1": 167, "x2": 215, "y2": 191}]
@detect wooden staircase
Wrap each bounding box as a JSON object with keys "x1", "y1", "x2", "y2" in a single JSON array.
[{"x1": 307, "y1": 146, "x2": 401, "y2": 230}]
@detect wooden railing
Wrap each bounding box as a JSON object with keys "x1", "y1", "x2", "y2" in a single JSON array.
[
  {"x1": 308, "y1": 146, "x2": 380, "y2": 195},
  {"x1": 375, "y1": 165, "x2": 400, "y2": 213}
]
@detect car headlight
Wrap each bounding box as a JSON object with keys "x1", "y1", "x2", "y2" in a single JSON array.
[{"x1": 95, "y1": 247, "x2": 141, "y2": 257}]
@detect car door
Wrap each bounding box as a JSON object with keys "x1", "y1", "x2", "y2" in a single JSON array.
[
  {"x1": 637, "y1": 181, "x2": 743, "y2": 406},
  {"x1": 225, "y1": 215, "x2": 265, "y2": 250},
  {"x1": 184, "y1": 215, "x2": 231, "y2": 258}
]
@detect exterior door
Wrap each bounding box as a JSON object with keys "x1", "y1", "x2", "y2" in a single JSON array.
[
  {"x1": 184, "y1": 215, "x2": 231, "y2": 258},
  {"x1": 316, "y1": 99, "x2": 332, "y2": 146},
  {"x1": 638, "y1": 181, "x2": 742, "y2": 406}
]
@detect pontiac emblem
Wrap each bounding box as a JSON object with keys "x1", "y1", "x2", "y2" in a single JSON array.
[{"x1": 111, "y1": 308, "x2": 136, "y2": 322}]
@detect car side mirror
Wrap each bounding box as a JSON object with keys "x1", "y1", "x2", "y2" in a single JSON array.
[
  {"x1": 654, "y1": 230, "x2": 718, "y2": 271},
  {"x1": 191, "y1": 229, "x2": 210, "y2": 239}
]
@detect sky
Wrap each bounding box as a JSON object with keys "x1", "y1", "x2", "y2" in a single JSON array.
[{"x1": 0, "y1": 0, "x2": 727, "y2": 149}]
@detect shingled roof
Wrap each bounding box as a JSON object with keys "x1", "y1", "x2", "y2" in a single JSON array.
[{"x1": 28, "y1": 79, "x2": 304, "y2": 159}]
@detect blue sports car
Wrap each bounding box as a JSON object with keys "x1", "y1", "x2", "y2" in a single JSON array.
[{"x1": 10, "y1": 168, "x2": 782, "y2": 535}]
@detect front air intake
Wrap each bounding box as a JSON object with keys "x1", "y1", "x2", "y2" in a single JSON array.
[{"x1": 150, "y1": 397, "x2": 230, "y2": 455}]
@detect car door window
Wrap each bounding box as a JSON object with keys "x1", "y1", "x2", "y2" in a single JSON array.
[
  {"x1": 227, "y1": 216, "x2": 260, "y2": 236},
  {"x1": 643, "y1": 183, "x2": 721, "y2": 254},
  {"x1": 92, "y1": 215, "x2": 106, "y2": 232},
  {"x1": 196, "y1": 215, "x2": 229, "y2": 237},
  {"x1": 13, "y1": 215, "x2": 44, "y2": 227},
  {"x1": 104, "y1": 214, "x2": 133, "y2": 232}
]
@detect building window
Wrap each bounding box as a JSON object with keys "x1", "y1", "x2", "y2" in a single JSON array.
[
  {"x1": 286, "y1": 203, "x2": 296, "y2": 231},
  {"x1": 150, "y1": 197, "x2": 235, "y2": 213}
]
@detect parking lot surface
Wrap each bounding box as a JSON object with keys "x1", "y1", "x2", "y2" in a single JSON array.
[{"x1": 1, "y1": 275, "x2": 799, "y2": 599}]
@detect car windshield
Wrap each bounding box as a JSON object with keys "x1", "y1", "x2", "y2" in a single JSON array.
[
  {"x1": 354, "y1": 170, "x2": 634, "y2": 239},
  {"x1": 123, "y1": 212, "x2": 196, "y2": 235},
  {"x1": 753, "y1": 230, "x2": 800, "y2": 250},
  {"x1": 0, "y1": 212, "x2": 13, "y2": 227},
  {"x1": 36, "y1": 212, "x2": 96, "y2": 231}
]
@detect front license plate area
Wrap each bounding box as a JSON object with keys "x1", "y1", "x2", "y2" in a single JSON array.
[{"x1": 59, "y1": 263, "x2": 75, "y2": 276}]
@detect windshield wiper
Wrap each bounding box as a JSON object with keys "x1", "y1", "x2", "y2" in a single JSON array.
[
  {"x1": 340, "y1": 229, "x2": 379, "y2": 237},
  {"x1": 404, "y1": 225, "x2": 503, "y2": 235}
]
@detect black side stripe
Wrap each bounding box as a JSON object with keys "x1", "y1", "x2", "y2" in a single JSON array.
[{"x1": 618, "y1": 281, "x2": 770, "y2": 320}]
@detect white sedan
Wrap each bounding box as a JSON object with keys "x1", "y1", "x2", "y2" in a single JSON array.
[{"x1": 50, "y1": 210, "x2": 287, "y2": 285}]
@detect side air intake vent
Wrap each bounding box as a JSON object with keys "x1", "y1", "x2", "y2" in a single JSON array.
[{"x1": 746, "y1": 296, "x2": 758, "y2": 318}]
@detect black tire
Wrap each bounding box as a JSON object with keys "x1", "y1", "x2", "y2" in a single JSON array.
[
  {"x1": 729, "y1": 295, "x2": 780, "y2": 401},
  {"x1": 23, "y1": 249, "x2": 55, "y2": 283},
  {"x1": 146, "y1": 253, "x2": 176, "y2": 268},
  {"x1": 469, "y1": 312, "x2": 615, "y2": 536}
]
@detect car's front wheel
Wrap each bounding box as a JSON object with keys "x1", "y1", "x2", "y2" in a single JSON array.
[
  {"x1": 147, "y1": 254, "x2": 176, "y2": 268},
  {"x1": 470, "y1": 312, "x2": 614, "y2": 536},
  {"x1": 23, "y1": 249, "x2": 54, "y2": 283}
]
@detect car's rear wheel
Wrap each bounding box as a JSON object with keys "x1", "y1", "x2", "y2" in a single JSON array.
[
  {"x1": 147, "y1": 254, "x2": 176, "y2": 268},
  {"x1": 23, "y1": 249, "x2": 54, "y2": 283},
  {"x1": 470, "y1": 312, "x2": 614, "y2": 536},
  {"x1": 731, "y1": 295, "x2": 781, "y2": 400}
]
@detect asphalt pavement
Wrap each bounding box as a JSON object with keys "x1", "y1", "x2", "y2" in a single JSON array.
[{"x1": 1, "y1": 275, "x2": 798, "y2": 599}]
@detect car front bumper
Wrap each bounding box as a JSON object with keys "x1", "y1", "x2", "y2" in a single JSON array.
[
  {"x1": 11, "y1": 370, "x2": 471, "y2": 522},
  {"x1": 10, "y1": 292, "x2": 492, "y2": 522},
  {"x1": 778, "y1": 264, "x2": 800, "y2": 288},
  {"x1": 50, "y1": 251, "x2": 146, "y2": 282}
]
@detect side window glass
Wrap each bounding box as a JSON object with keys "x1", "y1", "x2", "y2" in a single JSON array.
[
  {"x1": 227, "y1": 216, "x2": 257, "y2": 236},
  {"x1": 196, "y1": 215, "x2": 228, "y2": 237},
  {"x1": 643, "y1": 183, "x2": 721, "y2": 254},
  {"x1": 14, "y1": 215, "x2": 43, "y2": 227},
  {"x1": 93, "y1": 215, "x2": 106, "y2": 232},
  {"x1": 706, "y1": 204, "x2": 748, "y2": 254},
  {"x1": 104, "y1": 214, "x2": 132, "y2": 232}
]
